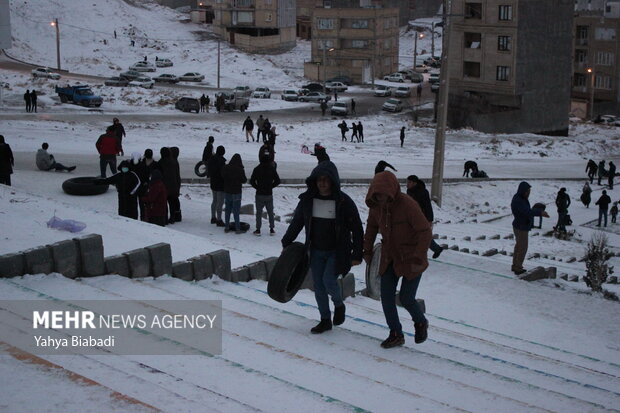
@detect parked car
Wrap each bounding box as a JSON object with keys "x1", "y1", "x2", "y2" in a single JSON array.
[
  {"x1": 382, "y1": 98, "x2": 404, "y2": 112},
  {"x1": 31, "y1": 67, "x2": 61, "y2": 80},
  {"x1": 129, "y1": 61, "x2": 156, "y2": 72},
  {"x1": 119, "y1": 70, "x2": 142, "y2": 81},
  {"x1": 394, "y1": 86, "x2": 411, "y2": 98},
  {"x1": 175, "y1": 97, "x2": 200, "y2": 113},
  {"x1": 431, "y1": 82, "x2": 440, "y2": 93},
  {"x1": 155, "y1": 58, "x2": 173, "y2": 68},
  {"x1": 414, "y1": 64, "x2": 429, "y2": 73},
  {"x1": 423, "y1": 57, "x2": 441, "y2": 67},
  {"x1": 383, "y1": 73, "x2": 406, "y2": 83},
  {"x1": 153, "y1": 74, "x2": 179, "y2": 84},
  {"x1": 179, "y1": 72, "x2": 205, "y2": 82},
  {"x1": 325, "y1": 81, "x2": 348, "y2": 93},
  {"x1": 253, "y1": 87, "x2": 271, "y2": 98},
  {"x1": 129, "y1": 76, "x2": 154, "y2": 89},
  {"x1": 216, "y1": 91, "x2": 250, "y2": 111},
  {"x1": 104, "y1": 76, "x2": 129, "y2": 87},
  {"x1": 233, "y1": 86, "x2": 252, "y2": 97},
  {"x1": 281, "y1": 89, "x2": 299, "y2": 101},
  {"x1": 298, "y1": 88, "x2": 310, "y2": 96},
  {"x1": 299, "y1": 91, "x2": 330, "y2": 103},
  {"x1": 429, "y1": 72, "x2": 440, "y2": 84},
  {"x1": 597, "y1": 114, "x2": 620, "y2": 126},
  {"x1": 410, "y1": 73, "x2": 424, "y2": 83},
  {"x1": 301, "y1": 82, "x2": 324, "y2": 92},
  {"x1": 374, "y1": 85, "x2": 392, "y2": 97},
  {"x1": 330, "y1": 100, "x2": 352, "y2": 116},
  {"x1": 327, "y1": 75, "x2": 353, "y2": 85}
]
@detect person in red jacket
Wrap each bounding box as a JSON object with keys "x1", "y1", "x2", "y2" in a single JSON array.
[
  {"x1": 142, "y1": 169, "x2": 168, "y2": 226},
  {"x1": 96, "y1": 125, "x2": 123, "y2": 178}
]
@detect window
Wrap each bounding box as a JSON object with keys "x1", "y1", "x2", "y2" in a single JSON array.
[
  {"x1": 596, "y1": 51, "x2": 614, "y2": 65},
  {"x1": 576, "y1": 25, "x2": 589, "y2": 44},
  {"x1": 351, "y1": 40, "x2": 368, "y2": 48},
  {"x1": 323, "y1": 0, "x2": 331, "y2": 8},
  {"x1": 234, "y1": 0, "x2": 253, "y2": 7},
  {"x1": 498, "y1": 5, "x2": 513, "y2": 21},
  {"x1": 464, "y1": 32, "x2": 481, "y2": 48},
  {"x1": 496, "y1": 65, "x2": 510, "y2": 81},
  {"x1": 595, "y1": 27, "x2": 616, "y2": 40},
  {"x1": 317, "y1": 18, "x2": 334, "y2": 29},
  {"x1": 317, "y1": 39, "x2": 334, "y2": 49},
  {"x1": 573, "y1": 73, "x2": 586, "y2": 87},
  {"x1": 235, "y1": 11, "x2": 252, "y2": 23},
  {"x1": 351, "y1": 19, "x2": 369, "y2": 29},
  {"x1": 595, "y1": 75, "x2": 612, "y2": 89},
  {"x1": 352, "y1": 59, "x2": 365, "y2": 67},
  {"x1": 463, "y1": 61, "x2": 481, "y2": 77},
  {"x1": 384, "y1": 38, "x2": 392, "y2": 49},
  {"x1": 465, "y1": 3, "x2": 482, "y2": 19},
  {"x1": 575, "y1": 49, "x2": 587, "y2": 63},
  {"x1": 265, "y1": 13, "x2": 272, "y2": 22},
  {"x1": 498, "y1": 35, "x2": 511, "y2": 51},
  {"x1": 383, "y1": 57, "x2": 391, "y2": 66}
]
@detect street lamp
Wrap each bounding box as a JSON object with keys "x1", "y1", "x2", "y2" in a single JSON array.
[
  {"x1": 587, "y1": 67, "x2": 595, "y2": 119},
  {"x1": 413, "y1": 32, "x2": 424, "y2": 69},
  {"x1": 51, "y1": 19, "x2": 61, "y2": 70},
  {"x1": 321, "y1": 41, "x2": 334, "y2": 93}
]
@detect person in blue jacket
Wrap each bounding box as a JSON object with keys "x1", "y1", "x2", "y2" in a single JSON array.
[{"x1": 511, "y1": 181, "x2": 549, "y2": 275}]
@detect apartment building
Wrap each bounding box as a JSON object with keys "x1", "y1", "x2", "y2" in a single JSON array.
[
  {"x1": 212, "y1": 0, "x2": 296, "y2": 53},
  {"x1": 303, "y1": 6, "x2": 399, "y2": 83},
  {"x1": 446, "y1": 0, "x2": 573, "y2": 136},
  {"x1": 572, "y1": 2, "x2": 620, "y2": 117}
]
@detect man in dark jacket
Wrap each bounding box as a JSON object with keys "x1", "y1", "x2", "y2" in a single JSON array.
[
  {"x1": 30, "y1": 90, "x2": 38, "y2": 113},
  {"x1": 158, "y1": 147, "x2": 181, "y2": 224},
  {"x1": 200, "y1": 94, "x2": 207, "y2": 112},
  {"x1": 320, "y1": 100, "x2": 327, "y2": 116},
  {"x1": 357, "y1": 121, "x2": 364, "y2": 143},
  {"x1": 608, "y1": 161, "x2": 616, "y2": 190},
  {"x1": 242, "y1": 116, "x2": 255, "y2": 142},
  {"x1": 256, "y1": 115, "x2": 265, "y2": 143},
  {"x1": 96, "y1": 160, "x2": 141, "y2": 219},
  {"x1": 250, "y1": 155, "x2": 281, "y2": 235},
  {"x1": 170, "y1": 147, "x2": 182, "y2": 222},
  {"x1": 221, "y1": 153, "x2": 247, "y2": 233},
  {"x1": 407, "y1": 175, "x2": 443, "y2": 258},
  {"x1": 351, "y1": 123, "x2": 358, "y2": 143},
  {"x1": 554, "y1": 187, "x2": 570, "y2": 233},
  {"x1": 0, "y1": 135, "x2": 14, "y2": 186},
  {"x1": 598, "y1": 160, "x2": 606, "y2": 185},
  {"x1": 112, "y1": 118, "x2": 126, "y2": 148},
  {"x1": 511, "y1": 182, "x2": 548, "y2": 274},
  {"x1": 338, "y1": 121, "x2": 348, "y2": 142},
  {"x1": 24, "y1": 89, "x2": 31, "y2": 113},
  {"x1": 203, "y1": 136, "x2": 215, "y2": 164},
  {"x1": 134, "y1": 149, "x2": 157, "y2": 221},
  {"x1": 282, "y1": 161, "x2": 363, "y2": 334},
  {"x1": 400, "y1": 126, "x2": 406, "y2": 148},
  {"x1": 208, "y1": 146, "x2": 227, "y2": 226},
  {"x1": 586, "y1": 159, "x2": 598, "y2": 184},
  {"x1": 96, "y1": 126, "x2": 123, "y2": 178},
  {"x1": 596, "y1": 190, "x2": 612, "y2": 227},
  {"x1": 262, "y1": 119, "x2": 272, "y2": 143},
  {"x1": 311, "y1": 143, "x2": 330, "y2": 163}
]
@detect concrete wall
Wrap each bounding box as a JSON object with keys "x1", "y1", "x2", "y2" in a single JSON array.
[
  {"x1": 0, "y1": 0, "x2": 11, "y2": 50},
  {"x1": 410, "y1": 0, "x2": 443, "y2": 20}
]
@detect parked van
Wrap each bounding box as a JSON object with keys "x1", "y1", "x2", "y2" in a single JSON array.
[{"x1": 331, "y1": 99, "x2": 352, "y2": 116}]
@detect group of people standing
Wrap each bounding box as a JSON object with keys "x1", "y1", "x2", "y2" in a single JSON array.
[
  {"x1": 337, "y1": 121, "x2": 364, "y2": 143},
  {"x1": 586, "y1": 159, "x2": 616, "y2": 189},
  {"x1": 23, "y1": 89, "x2": 38, "y2": 113},
  {"x1": 242, "y1": 115, "x2": 278, "y2": 144}
]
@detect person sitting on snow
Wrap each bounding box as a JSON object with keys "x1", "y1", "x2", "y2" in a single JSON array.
[{"x1": 35, "y1": 143, "x2": 76, "y2": 172}]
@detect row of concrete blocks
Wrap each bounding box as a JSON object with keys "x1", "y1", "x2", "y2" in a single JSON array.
[{"x1": 436, "y1": 234, "x2": 508, "y2": 242}]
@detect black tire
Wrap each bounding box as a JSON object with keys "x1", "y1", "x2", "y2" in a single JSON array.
[
  {"x1": 194, "y1": 161, "x2": 208, "y2": 177},
  {"x1": 62, "y1": 177, "x2": 109, "y2": 196},
  {"x1": 227, "y1": 222, "x2": 250, "y2": 232},
  {"x1": 399, "y1": 79, "x2": 404, "y2": 83},
  {"x1": 59, "y1": 94, "x2": 68, "y2": 103},
  {"x1": 95, "y1": 103, "x2": 102, "y2": 107},
  {"x1": 268, "y1": 242, "x2": 309, "y2": 303}
]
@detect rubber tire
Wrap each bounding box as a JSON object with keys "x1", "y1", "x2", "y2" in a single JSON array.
[
  {"x1": 227, "y1": 222, "x2": 250, "y2": 232},
  {"x1": 194, "y1": 161, "x2": 208, "y2": 177},
  {"x1": 60, "y1": 94, "x2": 68, "y2": 103},
  {"x1": 365, "y1": 243, "x2": 382, "y2": 300},
  {"x1": 62, "y1": 177, "x2": 109, "y2": 196},
  {"x1": 268, "y1": 242, "x2": 309, "y2": 303}
]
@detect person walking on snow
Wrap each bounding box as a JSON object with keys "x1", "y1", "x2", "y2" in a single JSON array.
[
  {"x1": 256, "y1": 115, "x2": 265, "y2": 143},
  {"x1": 586, "y1": 159, "x2": 598, "y2": 184},
  {"x1": 250, "y1": 154, "x2": 281, "y2": 236},
  {"x1": 357, "y1": 121, "x2": 364, "y2": 143},
  {"x1": 36, "y1": 143, "x2": 76, "y2": 172},
  {"x1": 282, "y1": 161, "x2": 363, "y2": 334},
  {"x1": 554, "y1": 187, "x2": 570, "y2": 233},
  {"x1": 511, "y1": 182, "x2": 549, "y2": 275},
  {"x1": 320, "y1": 100, "x2": 327, "y2": 116},
  {"x1": 608, "y1": 161, "x2": 616, "y2": 190},
  {"x1": 158, "y1": 147, "x2": 181, "y2": 224},
  {"x1": 338, "y1": 121, "x2": 348, "y2": 142},
  {"x1": 30, "y1": 90, "x2": 38, "y2": 113},
  {"x1": 400, "y1": 126, "x2": 406, "y2": 148},
  {"x1": 351, "y1": 123, "x2": 359, "y2": 142},
  {"x1": 24, "y1": 90, "x2": 31, "y2": 113},
  {"x1": 96, "y1": 125, "x2": 123, "y2": 178},
  {"x1": 351, "y1": 99, "x2": 356, "y2": 115},
  {"x1": 407, "y1": 175, "x2": 443, "y2": 259},
  {"x1": 598, "y1": 160, "x2": 606, "y2": 185},
  {"x1": 0, "y1": 135, "x2": 14, "y2": 186},
  {"x1": 242, "y1": 116, "x2": 255, "y2": 142},
  {"x1": 595, "y1": 190, "x2": 612, "y2": 227},
  {"x1": 112, "y1": 118, "x2": 126, "y2": 149},
  {"x1": 363, "y1": 171, "x2": 432, "y2": 348},
  {"x1": 581, "y1": 182, "x2": 592, "y2": 208}
]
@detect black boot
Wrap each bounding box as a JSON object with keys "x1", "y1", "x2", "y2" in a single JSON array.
[
  {"x1": 333, "y1": 304, "x2": 346, "y2": 326},
  {"x1": 175, "y1": 210, "x2": 182, "y2": 222},
  {"x1": 310, "y1": 319, "x2": 332, "y2": 334},
  {"x1": 414, "y1": 321, "x2": 428, "y2": 344},
  {"x1": 381, "y1": 330, "x2": 405, "y2": 348},
  {"x1": 211, "y1": 217, "x2": 217, "y2": 224},
  {"x1": 432, "y1": 247, "x2": 443, "y2": 259}
]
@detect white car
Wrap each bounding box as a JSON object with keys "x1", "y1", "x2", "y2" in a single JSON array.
[
  {"x1": 598, "y1": 115, "x2": 620, "y2": 126},
  {"x1": 429, "y1": 73, "x2": 440, "y2": 84},
  {"x1": 394, "y1": 86, "x2": 411, "y2": 98},
  {"x1": 155, "y1": 58, "x2": 173, "y2": 68},
  {"x1": 179, "y1": 72, "x2": 205, "y2": 82},
  {"x1": 234, "y1": 86, "x2": 252, "y2": 97},
  {"x1": 431, "y1": 82, "x2": 440, "y2": 93},
  {"x1": 383, "y1": 73, "x2": 405, "y2": 83},
  {"x1": 253, "y1": 87, "x2": 271, "y2": 98},
  {"x1": 374, "y1": 85, "x2": 391, "y2": 97},
  {"x1": 299, "y1": 92, "x2": 330, "y2": 103},
  {"x1": 153, "y1": 74, "x2": 179, "y2": 84},
  {"x1": 281, "y1": 89, "x2": 299, "y2": 101},
  {"x1": 129, "y1": 61, "x2": 156, "y2": 72},
  {"x1": 32, "y1": 67, "x2": 61, "y2": 80},
  {"x1": 382, "y1": 98, "x2": 404, "y2": 112},
  {"x1": 325, "y1": 81, "x2": 348, "y2": 93},
  {"x1": 129, "y1": 76, "x2": 154, "y2": 89},
  {"x1": 414, "y1": 64, "x2": 429, "y2": 73},
  {"x1": 330, "y1": 101, "x2": 350, "y2": 116}
]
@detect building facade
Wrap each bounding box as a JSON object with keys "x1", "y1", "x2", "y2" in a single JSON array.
[
  {"x1": 446, "y1": 0, "x2": 573, "y2": 135},
  {"x1": 304, "y1": 6, "x2": 399, "y2": 83},
  {"x1": 212, "y1": 0, "x2": 296, "y2": 53},
  {"x1": 0, "y1": 0, "x2": 11, "y2": 50}
]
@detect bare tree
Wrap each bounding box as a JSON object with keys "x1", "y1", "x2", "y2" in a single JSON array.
[{"x1": 583, "y1": 233, "x2": 617, "y2": 300}]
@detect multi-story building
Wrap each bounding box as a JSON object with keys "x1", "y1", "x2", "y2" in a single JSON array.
[
  {"x1": 446, "y1": 0, "x2": 573, "y2": 136},
  {"x1": 212, "y1": 0, "x2": 296, "y2": 53},
  {"x1": 572, "y1": 2, "x2": 620, "y2": 117},
  {"x1": 303, "y1": 5, "x2": 399, "y2": 83}
]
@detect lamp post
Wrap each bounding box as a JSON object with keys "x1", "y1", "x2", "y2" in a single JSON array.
[
  {"x1": 51, "y1": 19, "x2": 61, "y2": 70},
  {"x1": 413, "y1": 32, "x2": 424, "y2": 69},
  {"x1": 321, "y1": 41, "x2": 334, "y2": 94},
  {"x1": 587, "y1": 67, "x2": 595, "y2": 119},
  {"x1": 431, "y1": 22, "x2": 435, "y2": 57},
  {"x1": 217, "y1": 36, "x2": 221, "y2": 89}
]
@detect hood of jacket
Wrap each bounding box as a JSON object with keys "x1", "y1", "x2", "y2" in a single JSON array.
[
  {"x1": 215, "y1": 145, "x2": 225, "y2": 156},
  {"x1": 228, "y1": 153, "x2": 243, "y2": 168},
  {"x1": 366, "y1": 171, "x2": 401, "y2": 208},
  {"x1": 305, "y1": 161, "x2": 341, "y2": 196},
  {"x1": 516, "y1": 181, "x2": 531, "y2": 198}
]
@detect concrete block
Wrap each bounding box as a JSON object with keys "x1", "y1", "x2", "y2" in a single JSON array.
[
  {"x1": 459, "y1": 248, "x2": 469, "y2": 253},
  {"x1": 529, "y1": 252, "x2": 541, "y2": 259},
  {"x1": 450, "y1": 237, "x2": 455, "y2": 240},
  {"x1": 462, "y1": 236, "x2": 471, "y2": 241},
  {"x1": 0, "y1": 253, "x2": 25, "y2": 278},
  {"x1": 440, "y1": 235, "x2": 447, "y2": 240},
  {"x1": 74, "y1": 234, "x2": 104, "y2": 277},
  {"x1": 48, "y1": 240, "x2": 81, "y2": 279},
  {"x1": 545, "y1": 267, "x2": 557, "y2": 279},
  {"x1": 208, "y1": 249, "x2": 231, "y2": 281},
  {"x1": 568, "y1": 275, "x2": 579, "y2": 282},
  {"x1": 449, "y1": 245, "x2": 459, "y2": 251},
  {"x1": 231, "y1": 267, "x2": 251, "y2": 282},
  {"x1": 104, "y1": 255, "x2": 130, "y2": 277},
  {"x1": 339, "y1": 273, "x2": 355, "y2": 299},
  {"x1": 607, "y1": 276, "x2": 617, "y2": 284},
  {"x1": 482, "y1": 249, "x2": 498, "y2": 257},
  {"x1": 566, "y1": 257, "x2": 576, "y2": 263},
  {"x1": 246, "y1": 261, "x2": 268, "y2": 281},
  {"x1": 471, "y1": 250, "x2": 479, "y2": 255},
  {"x1": 476, "y1": 235, "x2": 486, "y2": 240},
  {"x1": 240, "y1": 204, "x2": 254, "y2": 215},
  {"x1": 191, "y1": 255, "x2": 214, "y2": 281},
  {"x1": 262, "y1": 257, "x2": 278, "y2": 281},
  {"x1": 518, "y1": 266, "x2": 547, "y2": 281},
  {"x1": 123, "y1": 248, "x2": 151, "y2": 278},
  {"x1": 24, "y1": 246, "x2": 54, "y2": 275},
  {"x1": 503, "y1": 234, "x2": 514, "y2": 240},
  {"x1": 560, "y1": 273, "x2": 568, "y2": 280},
  {"x1": 145, "y1": 243, "x2": 172, "y2": 278},
  {"x1": 433, "y1": 234, "x2": 439, "y2": 240},
  {"x1": 490, "y1": 234, "x2": 500, "y2": 240},
  {"x1": 172, "y1": 261, "x2": 194, "y2": 281}
]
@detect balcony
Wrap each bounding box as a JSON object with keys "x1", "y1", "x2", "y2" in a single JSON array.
[{"x1": 576, "y1": 38, "x2": 588, "y2": 46}]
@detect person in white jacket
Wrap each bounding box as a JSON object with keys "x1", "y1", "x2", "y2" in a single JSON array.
[{"x1": 35, "y1": 143, "x2": 75, "y2": 172}]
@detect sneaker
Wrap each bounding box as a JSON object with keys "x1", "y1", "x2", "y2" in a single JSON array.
[
  {"x1": 216, "y1": 220, "x2": 226, "y2": 227},
  {"x1": 381, "y1": 330, "x2": 405, "y2": 348},
  {"x1": 211, "y1": 218, "x2": 217, "y2": 224},
  {"x1": 514, "y1": 268, "x2": 527, "y2": 275},
  {"x1": 432, "y1": 248, "x2": 443, "y2": 259},
  {"x1": 333, "y1": 304, "x2": 346, "y2": 326},
  {"x1": 414, "y1": 321, "x2": 428, "y2": 344},
  {"x1": 310, "y1": 319, "x2": 332, "y2": 334},
  {"x1": 270, "y1": 228, "x2": 275, "y2": 235},
  {"x1": 224, "y1": 228, "x2": 231, "y2": 233},
  {"x1": 67, "y1": 166, "x2": 76, "y2": 172},
  {"x1": 253, "y1": 229, "x2": 261, "y2": 236}
]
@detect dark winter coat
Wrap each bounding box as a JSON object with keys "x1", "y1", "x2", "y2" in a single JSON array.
[
  {"x1": 142, "y1": 170, "x2": 168, "y2": 220},
  {"x1": 134, "y1": 158, "x2": 157, "y2": 195},
  {"x1": 609, "y1": 162, "x2": 616, "y2": 177},
  {"x1": 242, "y1": 118, "x2": 254, "y2": 131},
  {"x1": 598, "y1": 161, "x2": 606, "y2": 177},
  {"x1": 511, "y1": 181, "x2": 544, "y2": 231},
  {"x1": 96, "y1": 132, "x2": 122, "y2": 157},
  {"x1": 207, "y1": 149, "x2": 226, "y2": 192},
  {"x1": 24, "y1": 91, "x2": 31, "y2": 104},
  {"x1": 97, "y1": 166, "x2": 141, "y2": 219},
  {"x1": 312, "y1": 146, "x2": 330, "y2": 163},
  {"x1": 158, "y1": 149, "x2": 181, "y2": 197},
  {"x1": 30, "y1": 90, "x2": 37, "y2": 103},
  {"x1": 202, "y1": 142, "x2": 214, "y2": 163},
  {"x1": 407, "y1": 181, "x2": 434, "y2": 223},
  {"x1": 338, "y1": 122, "x2": 348, "y2": 133},
  {"x1": 0, "y1": 142, "x2": 14, "y2": 175},
  {"x1": 258, "y1": 144, "x2": 275, "y2": 164},
  {"x1": 282, "y1": 161, "x2": 364, "y2": 276},
  {"x1": 113, "y1": 123, "x2": 126, "y2": 141},
  {"x1": 250, "y1": 158, "x2": 280, "y2": 196},
  {"x1": 555, "y1": 190, "x2": 570, "y2": 213},
  {"x1": 221, "y1": 154, "x2": 247, "y2": 195},
  {"x1": 363, "y1": 171, "x2": 432, "y2": 280},
  {"x1": 595, "y1": 194, "x2": 612, "y2": 211},
  {"x1": 400, "y1": 128, "x2": 405, "y2": 140},
  {"x1": 586, "y1": 160, "x2": 597, "y2": 175}
]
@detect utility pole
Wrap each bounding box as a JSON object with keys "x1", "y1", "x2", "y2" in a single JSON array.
[
  {"x1": 322, "y1": 40, "x2": 327, "y2": 94},
  {"x1": 587, "y1": 67, "x2": 595, "y2": 119},
  {"x1": 51, "y1": 18, "x2": 61, "y2": 70},
  {"x1": 431, "y1": 22, "x2": 435, "y2": 57},
  {"x1": 413, "y1": 32, "x2": 424, "y2": 69},
  {"x1": 430, "y1": 0, "x2": 453, "y2": 207},
  {"x1": 217, "y1": 36, "x2": 220, "y2": 89}
]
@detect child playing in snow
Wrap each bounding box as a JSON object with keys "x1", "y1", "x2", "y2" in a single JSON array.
[{"x1": 611, "y1": 202, "x2": 618, "y2": 224}]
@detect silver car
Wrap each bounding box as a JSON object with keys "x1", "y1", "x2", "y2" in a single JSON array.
[
  {"x1": 153, "y1": 74, "x2": 179, "y2": 84},
  {"x1": 253, "y1": 87, "x2": 271, "y2": 98},
  {"x1": 104, "y1": 76, "x2": 129, "y2": 87},
  {"x1": 382, "y1": 98, "x2": 403, "y2": 112},
  {"x1": 129, "y1": 61, "x2": 156, "y2": 72},
  {"x1": 299, "y1": 92, "x2": 330, "y2": 103},
  {"x1": 155, "y1": 58, "x2": 173, "y2": 68},
  {"x1": 394, "y1": 86, "x2": 411, "y2": 98},
  {"x1": 31, "y1": 67, "x2": 61, "y2": 80},
  {"x1": 129, "y1": 76, "x2": 154, "y2": 89},
  {"x1": 179, "y1": 72, "x2": 205, "y2": 82},
  {"x1": 374, "y1": 85, "x2": 392, "y2": 97}
]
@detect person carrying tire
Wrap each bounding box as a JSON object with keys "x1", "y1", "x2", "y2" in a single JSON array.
[
  {"x1": 95, "y1": 160, "x2": 141, "y2": 219},
  {"x1": 221, "y1": 153, "x2": 247, "y2": 234},
  {"x1": 250, "y1": 153, "x2": 281, "y2": 236},
  {"x1": 363, "y1": 171, "x2": 432, "y2": 349},
  {"x1": 208, "y1": 146, "x2": 227, "y2": 226},
  {"x1": 282, "y1": 161, "x2": 363, "y2": 334},
  {"x1": 36, "y1": 143, "x2": 76, "y2": 172},
  {"x1": 96, "y1": 125, "x2": 123, "y2": 178}
]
